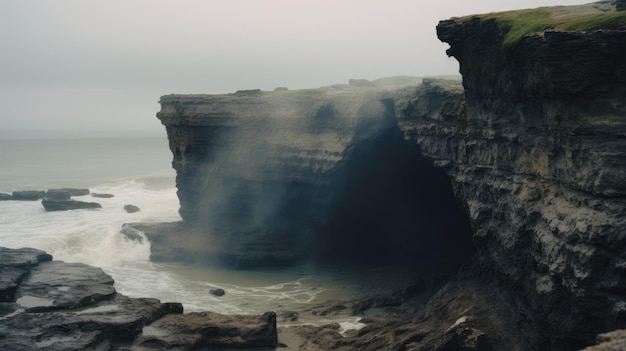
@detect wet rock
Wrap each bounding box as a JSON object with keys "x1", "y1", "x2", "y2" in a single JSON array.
[
  {"x1": 0, "y1": 267, "x2": 28, "y2": 302},
  {"x1": 44, "y1": 190, "x2": 71, "y2": 200},
  {"x1": 47, "y1": 188, "x2": 89, "y2": 197},
  {"x1": 120, "y1": 223, "x2": 146, "y2": 243},
  {"x1": 0, "y1": 294, "x2": 180, "y2": 350},
  {"x1": 0, "y1": 247, "x2": 53, "y2": 268},
  {"x1": 209, "y1": 288, "x2": 225, "y2": 297},
  {"x1": 582, "y1": 329, "x2": 626, "y2": 351},
  {"x1": 92, "y1": 193, "x2": 114, "y2": 198},
  {"x1": 124, "y1": 204, "x2": 140, "y2": 213},
  {"x1": 41, "y1": 199, "x2": 102, "y2": 211},
  {"x1": 132, "y1": 311, "x2": 278, "y2": 349},
  {"x1": 17, "y1": 260, "x2": 116, "y2": 311},
  {"x1": 11, "y1": 190, "x2": 46, "y2": 201},
  {"x1": 0, "y1": 247, "x2": 187, "y2": 351},
  {"x1": 278, "y1": 310, "x2": 299, "y2": 322},
  {"x1": 0, "y1": 247, "x2": 279, "y2": 351}
]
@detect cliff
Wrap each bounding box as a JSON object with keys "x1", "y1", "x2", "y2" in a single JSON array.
[
  {"x1": 148, "y1": 2, "x2": 626, "y2": 350},
  {"x1": 154, "y1": 86, "x2": 474, "y2": 274},
  {"x1": 422, "y1": 2, "x2": 626, "y2": 349}
]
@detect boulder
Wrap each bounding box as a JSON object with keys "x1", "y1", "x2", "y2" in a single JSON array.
[
  {"x1": 47, "y1": 188, "x2": 89, "y2": 197},
  {"x1": 124, "y1": 204, "x2": 140, "y2": 213},
  {"x1": 41, "y1": 199, "x2": 101, "y2": 211},
  {"x1": 92, "y1": 193, "x2": 114, "y2": 198},
  {"x1": 11, "y1": 190, "x2": 45, "y2": 201},
  {"x1": 44, "y1": 190, "x2": 71, "y2": 200},
  {"x1": 0, "y1": 247, "x2": 278, "y2": 350},
  {"x1": 131, "y1": 311, "x2": 278, "y2": 349},
  {"x1": 0, "y1": 247, "x2": 52, "y2": 303},
  {"x1": 209, "y1": 288, "x2": 225, "y2": 297}
]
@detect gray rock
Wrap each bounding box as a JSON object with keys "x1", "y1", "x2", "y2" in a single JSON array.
[
  {"x1": 44, "y1": 190, "x2": 71, "y2": 200},
  {"x1": 124, "y1": 204, "x2": 140, "y2": 213},
  {"x1": 0, "y1": 247, "x2": 53, "y2": 268},
  {"x1": 47, "y1": 188, "x2": 89, "y2": 197},
  {"x1": 155, "y1": 88, "x2": 473, "y2": 270},
  {"x1": 131, "y1": 311, "x2": 277, "y2": 349},
  {"x1": 209, "y1": 288, "x2": 225, "y2": 297},
  {"x1": 17, "y1": 260, "x2": 116, "y2": 311},
  {"x1": 41, "y1": 199, "x2": 101, "y2": 211},
  {"x1": 92, "y1": 193, "x2": 114, "y2": 198},
  {"x1": 0, "y1": 247, "x2": 280, "y2": 351},
  {"x1": 11, "y1": 190, "x2": 45, "y2": 201}
]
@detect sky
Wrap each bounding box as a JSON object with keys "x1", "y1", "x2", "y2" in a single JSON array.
[{"x1": 0, "y1": 0, "x2": 591, "y2": 136}]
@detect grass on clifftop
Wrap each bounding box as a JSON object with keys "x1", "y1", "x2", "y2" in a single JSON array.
[
  {"x1": 481, "y1": 9, "x2": 554, "y2": 47},
  {"x1": 563, "y1": 11, "x2": 626, "y2": 31},
  {"x1": 465, "y1": 7, "x2": 626, "y2": 47}
]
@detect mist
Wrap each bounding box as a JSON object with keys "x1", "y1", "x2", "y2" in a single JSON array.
[{"x1": 0, "y1": 0, "x2": 591, "y2": 135}]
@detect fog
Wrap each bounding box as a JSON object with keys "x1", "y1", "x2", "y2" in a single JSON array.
[{"x1": 0, "y1": 0, "x2": 591, "y2": 135}]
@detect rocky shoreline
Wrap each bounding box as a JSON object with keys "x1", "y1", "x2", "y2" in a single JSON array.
[
  {"x1": 2, "y1": 2, "x2": 625, "y2": 350},
  {"x1": 0, "y1": 247, "x2": 277, "y2": 350}
]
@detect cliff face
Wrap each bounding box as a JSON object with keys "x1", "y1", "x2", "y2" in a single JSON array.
[
  {"x1": 153, "y1": 4, "x2": 626, "y2": 349},
  {"x1": 156, "y1": 87, "x2": 473, "y2": 271},
  {"x1": 393, "y1": 9, "x2": 626, "y2": 349}
]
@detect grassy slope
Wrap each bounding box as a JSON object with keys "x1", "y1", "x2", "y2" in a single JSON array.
[{"x1": 458, "y1": 6, "x2": 626, "y2": 46}]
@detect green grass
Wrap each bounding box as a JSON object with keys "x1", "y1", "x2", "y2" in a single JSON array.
[
  {"x1": 563, "y1": 11, "x2": 626, "y2": 31},
  {"x1": 463, "y1": 7, "x2": 626, "y2": 47},
  {"x1": 479, "y1": 9, "x2": 554, "y2": 47}
]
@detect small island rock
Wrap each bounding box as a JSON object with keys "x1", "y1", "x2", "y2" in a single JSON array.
[{"x1": 124, "y1": 204, "x2": 140, "y2": 213}]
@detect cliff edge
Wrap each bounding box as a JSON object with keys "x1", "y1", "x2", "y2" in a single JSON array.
[{"x1": 410, "y1": 1, "x2": 626, "y2": 348}]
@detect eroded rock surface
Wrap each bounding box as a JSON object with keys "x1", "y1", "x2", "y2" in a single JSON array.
[
  {"x1": 0, "y1": 247, "x2": 277, "y2": 350},
  {"x1": 41, "y1": 199, "x2": 102, "y2": 211},
  {"x1": 403, "y1": 5, "x2": 626, "y2": 349},
  {"x1": 154, "y1": 85, "x2": 474, "y2": 273}
]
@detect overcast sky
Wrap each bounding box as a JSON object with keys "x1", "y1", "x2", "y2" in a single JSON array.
[{"x1": 0, "y1": 0, "x2": 590, "y2": 136}]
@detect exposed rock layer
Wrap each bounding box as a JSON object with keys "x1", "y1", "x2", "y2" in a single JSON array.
[
  {"x1": 151, "y1": 3, "x2": 626, "y2": 350},
  {"x1": 156, "y1": 87, "x2": 474, "y2": 271},
  {"x1": 425, "y1": 9, "x2": 626, "y2": 349},
  {"x1": 0, "y1": 247, "x2": 277, "y2": 350}
]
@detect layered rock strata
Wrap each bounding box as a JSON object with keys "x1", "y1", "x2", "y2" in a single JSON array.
[
  {"x1": 155, "y1": 87, "x2": 474, "y2": 271},
  {"x1": 0, "y1": 247, "x2": 277, "y2": 350},
  {"x1": 150, "y1": 2, "x2": 626, "y2": 350},
  {"x1": 413, "y1": 5, "x2": 626, "y2": 349}
]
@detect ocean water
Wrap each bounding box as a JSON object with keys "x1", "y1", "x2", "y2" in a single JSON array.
[{"x1": 0, "y1": 135, "x2": 416, "y2": 326}]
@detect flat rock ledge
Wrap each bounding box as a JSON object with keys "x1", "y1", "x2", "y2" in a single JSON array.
[{"x1": 0, "y1": 247, "x2": 277, "y2": 351}]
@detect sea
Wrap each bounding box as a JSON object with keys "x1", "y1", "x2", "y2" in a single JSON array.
[{"x1": 0, "y1": 132, "x2": 417, "y2": 329}]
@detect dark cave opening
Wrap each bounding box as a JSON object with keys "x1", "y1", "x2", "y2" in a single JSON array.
[{"x1": 318, "y1": 124, "x2": 475, "y2": 277}]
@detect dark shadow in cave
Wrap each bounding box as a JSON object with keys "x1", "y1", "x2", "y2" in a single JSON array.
[{"x1": 317, "y1": 103, "x2": 474, "y2": 278}]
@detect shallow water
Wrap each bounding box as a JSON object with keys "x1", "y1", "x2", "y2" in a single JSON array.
[{"x1": 0, "y1": 136, "x2": 417, "y2": 321}]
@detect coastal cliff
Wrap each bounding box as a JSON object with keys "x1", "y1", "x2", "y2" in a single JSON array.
[
  {"x1": 154, "y1": 86, "x2": 474, "y2": 273},
  {"x1": 147, "y1": 2, "x2": 626, "y2": 350},
  {"x1": 419, "y1": 3, "x2": 626, "y2": 349}
]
